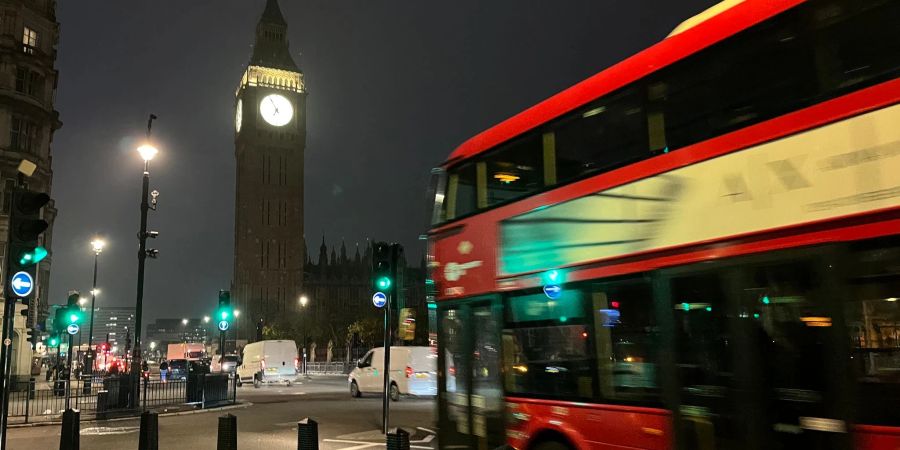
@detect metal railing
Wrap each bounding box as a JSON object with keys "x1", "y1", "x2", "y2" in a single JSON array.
[{"x1": 6, "y1": 374, "x2": 237, "y2": 423}]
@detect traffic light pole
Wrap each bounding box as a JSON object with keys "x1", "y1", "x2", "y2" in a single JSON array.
[
  {"x1": 0, "y1": 180, "x2": 22, "y2": 449},
  {"x1": 0, "y1": 293, "x2": 16, "y2": 448},
  {"x1": 65, "y1": 333, "x2": 74, "y2": 410}
]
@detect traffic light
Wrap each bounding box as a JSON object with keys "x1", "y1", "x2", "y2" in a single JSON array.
[
  {"x1": 217, "y1": 290, "x2": 233, "y2": 323},
  {"x1": 6, "y1": 188, "x2": 50, "y2": 343},
  {"x1": 47, "y1": 335, "x2": 59, "y2": 348},
  {"x1": 372, "y1": 241, "x2": 394, "y2": 293}
]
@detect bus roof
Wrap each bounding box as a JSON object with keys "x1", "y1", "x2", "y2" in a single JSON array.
[{"x1": 443, "y1": 0, "x2": 802, "y2": 166}]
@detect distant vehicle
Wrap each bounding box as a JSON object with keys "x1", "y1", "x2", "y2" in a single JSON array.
[
  {"x1": 236, "y1": 340, "x2": 298, "y2": 388},
  {"x1": 167, "y1": 343, "x2": 205, "y2": 361},
  {"x1": 167, "y1": 359, "x2": 188, "y2": 380},
  {"x1": 349, "y1": 346, "x2": 437, "y2": 401},
  {"x1": 211, "y1": 354, "x2": 240, "y2": 374}
]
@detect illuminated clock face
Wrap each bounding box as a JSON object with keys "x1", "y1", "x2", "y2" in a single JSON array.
[
  {"x1": 235, "y1": 99, "x2": 243, "y2": 132},
  {"x1": 259, "y1": 94, "x2": 293, "y2": 127}
]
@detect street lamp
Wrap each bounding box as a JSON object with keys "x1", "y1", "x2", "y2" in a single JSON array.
[
  {"x1": 182, "y1": 318, "x2": 189, "y2": 343},
  {"x1": 299, "y1": 296, "x2": 310, "y2": 377},
  {"x1": 84, "y1": 237, "x2": 105, "y2": 394},
  {"x1": 203, "y1": 316, "x2": 210, "y2": 323},
  {"x1": 131, "y1": 113, "x2": 159, "y2": 409}
]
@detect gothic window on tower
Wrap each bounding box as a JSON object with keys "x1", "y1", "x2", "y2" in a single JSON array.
[{"x1": 22, "y1": 26, "x2": 37, "y2": 54}]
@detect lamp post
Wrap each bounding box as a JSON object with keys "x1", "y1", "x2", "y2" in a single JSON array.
[
  {"x1": 181, "y1": 318, "x2": 189, "y2": 343},
  {"x1": 299, "y1": 295, "x2": 309, "y2": 377},
  {"x1": 203, "y1": 316, "x2": 210, "y2": 345},
  {"x1": 131, "y1": 114, "x2": 159, "y2": 409},
  {"x1": 87, "y1": 239, "x2": 104, "y2": 354}
]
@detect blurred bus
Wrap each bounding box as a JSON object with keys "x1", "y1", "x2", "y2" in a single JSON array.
[{"x1": 427, "y1": 0, "x2": 900, "y2": 448}]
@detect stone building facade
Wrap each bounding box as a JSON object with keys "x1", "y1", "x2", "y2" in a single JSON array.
[{"x1": 0, "y1": 0, "x2": 60, "y2": 378}]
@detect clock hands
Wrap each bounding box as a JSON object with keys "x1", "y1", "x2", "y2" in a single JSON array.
[{"x1": 269, "y1": 97, "x2": 280, "y2": 115}]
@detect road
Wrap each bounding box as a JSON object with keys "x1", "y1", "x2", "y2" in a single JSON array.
[{"x1": 7, "y1": 376, "x2": 437, "y2": 449}]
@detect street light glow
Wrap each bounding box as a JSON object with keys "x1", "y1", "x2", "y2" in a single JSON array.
[
  {"x1": 234, "y1": 310, "x2": 241, "y2": 318},
  {"x1": 137, "y1": 144, "x2": 158, "y2": 162},
  {"x1": 149, "y1": 341, "x2": 157, "y2": 350},
  {"x1": 203, "y1": 316, "x2": 210, "y2": 323},
  {"x1": 299, "y1": 295, "x2": 309, "y2": 307},
  {"x1": 78, "y1": 297, "x2": 87, "y2": 306},
  {"x1": 91, "y1": 238, "x2": 106, "y2": 254},
  {"x1": 91, "y1": 288, "x2": 100, "y2": 296},
  {"x1": 181, "y1": 318, "x2": 188, "y2": 325}
]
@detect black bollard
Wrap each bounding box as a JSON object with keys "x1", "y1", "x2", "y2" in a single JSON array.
[
  {"x1": 59, "y1": 409, "x2": 80, "y2": 450},
  {"x1": 217, "y1": 413, "x2": 238, "y2": 450},
  {"x1": 297, "y1": 418, "x2": 318, "y2": 450},
  {"x1": 386, "y1": 428, "x2": 410, "y2": 450},
  {"x1": 138, "y1": 410, "x2": 159, "y2": 450}
]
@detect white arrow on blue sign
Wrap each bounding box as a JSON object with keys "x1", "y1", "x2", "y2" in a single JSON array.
[
  {"x1": 543, "y1": 284, "x2": 562, "y2": 300},
  {"x1": 66, "y1": 323, "x2": 80, "y2": 336},
  {"x1": 10, "y1": 271, "x2": 34, "y2": 298},
  {"x1": 372, "y1": 291, "x2": 387, "y2": 308},
  {"x1": 218, "y1": 320, "x2": 230, "y2": 331}
]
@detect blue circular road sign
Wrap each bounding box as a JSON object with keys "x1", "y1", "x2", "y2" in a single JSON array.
[
  {"x1": 218, "y1": 320, "x2": 230, "y2": 331},
  {"x1": 372, "y1": 291, "x2": 387, "y2": 308},
  {"x1": 66, "y1": 323, "x2": 80, "y2": 336},
  {"x1": 543, "y1": 284, "x2": 563, "y2": 300},
  {"x1": 10, "y1": 271, "x2": 33, "y2": 298}
]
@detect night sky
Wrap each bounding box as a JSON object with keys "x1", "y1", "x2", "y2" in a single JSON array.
[{"x1": 48, "y1": 0, "x2": 713, "y2": 323}]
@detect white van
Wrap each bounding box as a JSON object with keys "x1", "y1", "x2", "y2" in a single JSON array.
[
  {"x1": 348, "y1": 346, "x2": 437, "y2": 400},
  {"x1": 237, "y1": 340, "x2": 298, "y2": 388}
]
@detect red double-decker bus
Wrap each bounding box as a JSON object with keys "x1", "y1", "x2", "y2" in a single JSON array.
[{"x1": 427, "y1": 0, "x2": 899, "y2": 449}]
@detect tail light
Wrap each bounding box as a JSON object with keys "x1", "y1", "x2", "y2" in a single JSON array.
[
  {"x1": 294, "y1": 357, "x2": 299, "y2": 370},
  {"x1": 261, "y1": 360, "x2": 266, "y2": 371},
  {"x1": 405, "y1": 366, "x2": 413, "y2": 378},
  {"x1": 448, "y1": 366, "x2": 456, "y2": 377}
]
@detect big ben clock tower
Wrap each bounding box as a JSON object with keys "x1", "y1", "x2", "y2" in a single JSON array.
[{"x1": 233, "y1": 0, "x2": 305, "y2": 337}]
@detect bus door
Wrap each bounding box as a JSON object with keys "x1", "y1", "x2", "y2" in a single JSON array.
[
  {"x1": 437, "y1": 298, "x2": 505, "y2": 450},
  {"x1": 666, "y1": 253, "x2": 852, "y2": 450}
]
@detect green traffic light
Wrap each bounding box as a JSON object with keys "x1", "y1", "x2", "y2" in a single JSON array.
[
  {"x1": 376, "y1": 276, "x2": 392, "y2": 290},
  {"x1": 49, "y1": 337, "x2": 58, "y2": 347},
  {"x1": 18, "y1": 246, "x2": 48, "y2": 266},
  {"x1": 220, "y1": 310, "x2": 229, "y2": 320}
]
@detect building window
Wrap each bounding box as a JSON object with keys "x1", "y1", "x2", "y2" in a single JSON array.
[
  {"x1": 10, "y1": 117, "x2": 38, "y2": 153},
  {"x1": 22, "y1": 26, "x2": 37, "y2": 53},
  {"x1": 15, "y1": 67, "x2": 42, "y2": 97}
]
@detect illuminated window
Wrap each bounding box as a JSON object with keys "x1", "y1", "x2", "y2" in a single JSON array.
[{"x1": 22, "y1": 26, "x2": 37, "y2": 53}]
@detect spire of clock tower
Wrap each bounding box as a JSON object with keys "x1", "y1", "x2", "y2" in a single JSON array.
[{"x1": 251, "y1": 0, "x2": 298, "y2": 71}]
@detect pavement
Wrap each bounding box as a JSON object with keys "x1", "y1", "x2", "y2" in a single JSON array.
[{"x1": 6, "y1": 375, "x2": 437, "y2": 449}]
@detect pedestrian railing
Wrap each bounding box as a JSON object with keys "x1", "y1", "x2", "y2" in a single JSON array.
[
  {"x1": 7, "y1": 374, "x2": 237, "y2": 423},
  {"x1": 305, "y1": 362, "x2": 350, "y2": 375}
]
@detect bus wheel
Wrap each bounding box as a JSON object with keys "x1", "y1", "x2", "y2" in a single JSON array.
[
  {"x1": 253, "y1": 376, "x2": 261, "y2": 389},
  {"x1": 533, "y1": 441, "x2": 571, "y2": 450},
  {"x1": 389, "y1": 383, "x2": 400, "y2": 402}
]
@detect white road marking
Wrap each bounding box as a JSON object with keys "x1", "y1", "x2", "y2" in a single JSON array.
[{"x1": 324, "y1": 439, "x2": 432, "y2": 450}]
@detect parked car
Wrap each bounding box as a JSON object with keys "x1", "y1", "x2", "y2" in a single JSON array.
[
  {"x1": 348, "y1": 346, "x2": 437, "y2": 400},
  {"x1": 236, "y1": 340, "x2": 298, "y2": 388}
]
